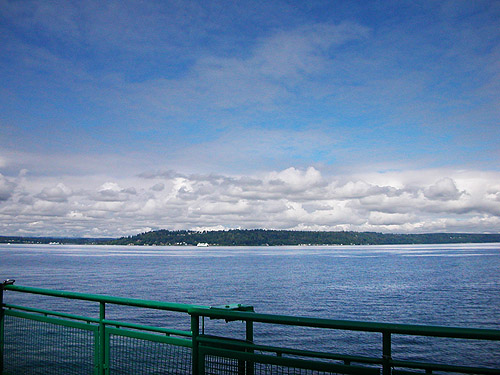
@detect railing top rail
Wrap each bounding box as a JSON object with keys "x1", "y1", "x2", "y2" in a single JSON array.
[
  {"x1": 189, "y1": 307, "x2": 500, "y2": 340},
  {"x1": 5, "y1": 285, "x2": 500, "y2": 341},
  {"x1": 4, "y1": 284, "x2": 208, "y2": 312}
]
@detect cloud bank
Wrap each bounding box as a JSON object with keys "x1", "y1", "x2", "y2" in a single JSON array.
[{"x1": 1, "y1": 167, "x2": 499, "y2": 237}]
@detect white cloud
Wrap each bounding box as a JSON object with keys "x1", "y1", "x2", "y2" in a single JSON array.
[
  {"x1": 368, "y1": 212, "x2": 415, "y2": 226},
  {"x1": 37, "y1": 183, "x2": 73, "y2": 203},
  {"x1": 0, "y1": 174, "x2": 16, "y2": 201},
  {"x1": 1, "y1": 166, "x2": 499, "y2": 237},
  {"x1": 424, "y1": 178, "x2": 463, "y2": 201},
  {"x1": 331, "y1": 180, "x2": 399, "y2": 200},
  {"x1": 266, "y1": 167, "x2": 325, "y2": 193}
]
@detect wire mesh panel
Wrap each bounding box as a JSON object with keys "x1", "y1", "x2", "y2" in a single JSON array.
[
  {"x1": 202, "y1": 347, "x2": 380, "y2": 375},
  {"x1": 3, "y1": 313, "x2": 96, "y2": 375},
  {"x1": 204, "y1": 355, "x2": 352, "y2": 375},
  {"x1": 204, "y1": 355, "x2": 240, "y2": 375},
  {"x1": 252, "y1": 364, "x2": 344, "y2": 375},
  {"x1": 107, "y1": 328, "x2": 192, "y2": 374}
]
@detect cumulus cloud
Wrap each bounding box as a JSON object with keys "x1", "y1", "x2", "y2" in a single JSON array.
[
  {"x1": 424, "y1": 178, "x2": 463, "y2": 201},
  {"x1": 266, "y1": 167, "x2": 325, "y2": 193},
  {"x1": 331, "y1": 180, "x2": 399, "y2": 200},
  {"x1": 36, "y1": 183, "x2": 72, "y2": 203},
  {"x1": 92, "y1": 182, "x2": 138, "y2": 202},
  {"x1": 1, "y1": 166, "x2": 499, "y2": 237},
  {"x1": 0, "y1": 174, "x2": 16, "y2": 201}
]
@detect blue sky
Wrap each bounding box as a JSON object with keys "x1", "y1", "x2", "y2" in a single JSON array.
[{"x1": 0, "y1": 0, "x2": 499, "y2": 237}]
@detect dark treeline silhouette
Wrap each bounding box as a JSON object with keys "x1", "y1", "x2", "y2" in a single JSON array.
[
  {"x1": 106, "y1": 229, "x2": 500, "y2": 246},
  {"x1": 0, "y1": 236, "x2": 110, "y2": 245},
  {"x1": 2, "y1": 230, "x2": 500, "y2": 246}
]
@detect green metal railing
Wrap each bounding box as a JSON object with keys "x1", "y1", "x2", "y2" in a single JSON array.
[{"x1": 1, "y1": 281, "x2": 500, "y2": 375}]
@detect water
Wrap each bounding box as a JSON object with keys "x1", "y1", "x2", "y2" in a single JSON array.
[{"x1": 1, "y1": 243, "x2": 500, "y2": 368}]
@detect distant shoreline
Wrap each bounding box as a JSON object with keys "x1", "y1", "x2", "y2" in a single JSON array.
[
  {"x1": 2, "y1": 229, "x2": 500, "y2": 247},
  {"x1": 3, "y1": 243, "x2": 500, "y2": 248}
]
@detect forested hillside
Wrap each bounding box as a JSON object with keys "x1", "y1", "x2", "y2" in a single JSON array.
[
  {"x1": 2, "y1": 230, "x2": 499, "y2": 246},
  {"x1": 107, "y1": 230, "x2": 500, "y2": 246}
]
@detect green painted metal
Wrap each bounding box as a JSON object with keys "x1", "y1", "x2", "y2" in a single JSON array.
[
  {"x1": 389, "y1": 359, "x2": 500, "y2": 375},
  {"x1": 1, "y1": 283, "x2": 207, "y2": 374},
  {"x1": 106, "y1": 327, "x2": 192, "y2": 373},
  {"x1": 99, "y1": 302, "x2": 106, "y2": 375},
  {"x1": 3, "y1": 313, "x2": 96, "y2": 374},
  {"x1": 4, "y1": 303, "x2": 100, "y2": 323},
  {"x1": 5, "y1": 310, "x2": 98, "y2": 331},
  {"x1": 4, "y1": 284, "x2": 208, "y2": 312},
  {"x1": 199, "y1": 346, "x2": 381, "y2": 375},
  {"x1": 196, "y1": 335, "x2": 383, "y2": 365},
  {"x1": 0, "y1": 281, "x2": 14, "y2": 375},
  {"x1": 102, "y1": 319, "x2": 192, "y2": 337},
  {"x1": 245, "y1": 320, "x2": 254, "y2": 375},
  {"x1": 1, "y1": 284, "x2": 500, "y2": 375},
  {"x1": 382, "y1": 332, "x2": 391, "y2": 375},
  {"x1": 189, "y1": 307, "x2": 500, "y2": 375},
  {"x1": 191, "y1": 314, "x2": 200, "y2": 375},
  {"x1": 106, "y1": 326, "x2": 192, "y2": 347},
  {"x1": 187, "y1": 306, "x2": 500, "y2": 340}
]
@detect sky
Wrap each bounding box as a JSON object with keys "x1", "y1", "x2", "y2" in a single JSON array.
[{"x1": 0, "y1": 0, "x2": 499, "y2": 237}]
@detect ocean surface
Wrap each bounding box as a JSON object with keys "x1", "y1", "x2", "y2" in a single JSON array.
[{"x1": 1, "y1": 243, "x2": 499, "y2": 368}]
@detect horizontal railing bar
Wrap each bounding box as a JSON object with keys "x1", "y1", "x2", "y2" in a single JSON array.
[
  {"x1": 4, "y1": 303, "x2": 100, "y2": 323},
  {"x1": 106, "y1": 326, "x2": 192, "y2": 347},
  {"x1": 200, "y1": 346, "x2": 380, "y2": 375},
  {"x1": 391, "y1": 359, "x2": 500, "y2": 375},
  {"x1": 6, "y1": 285, "x2": 500, "y2": 340},
  {"x1": 5, "y1": 309, "x2": 98, "y2": 331},
  {"x1": 5, "y1": 284, "x2": 208, "y2": 312},
  {"x1": 102, "y1": 319, "x2": 192, "y2": 337},
  {"x1": 4, "y1": 303, "x2": 193, "y2": 337},
  {"x1": 198, "y1": 335, "x2": 382, "y2": 365},
  {"x1": 189, "y1": 307, "x2": 500, "y2": 340}
]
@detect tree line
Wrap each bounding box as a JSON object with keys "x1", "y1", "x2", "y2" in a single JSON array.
[
  {"x1": 2, "y1": 230, "x2": 500, "y2": 246},
  {"x1": 106, "y1": 229, "x2": 500, "y2": 246}
]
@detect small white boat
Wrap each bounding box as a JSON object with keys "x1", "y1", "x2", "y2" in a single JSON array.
[{"x1": 196, "y1": 242, "x2": 209, "y2": 247}]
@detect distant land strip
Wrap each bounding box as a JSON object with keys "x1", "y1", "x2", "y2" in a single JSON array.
[{"x1": 1, "y1": 230, "x2": 500, "y2": 246}]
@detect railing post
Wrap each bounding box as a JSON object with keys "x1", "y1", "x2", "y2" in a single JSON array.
[
  {"x1": 99, "y1": 302, "x2": 107, "y2": 375},
  {"x1": 382, "y1": 331, "x2": 392, "y2": 375},
  {"x1": 246, "y1": 320, "x2": 254, "y2": 375},
  {"x1": 191, "y1": 314, "x2": 200, "y2": 375},
  {"x1": 0, "y1": 280, "x2": 14, "y2": 375}
]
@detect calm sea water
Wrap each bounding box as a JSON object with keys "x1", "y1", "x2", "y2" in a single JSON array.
[{"x1": 1, "y1": 243, "x2": 499, "y2": 368}]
